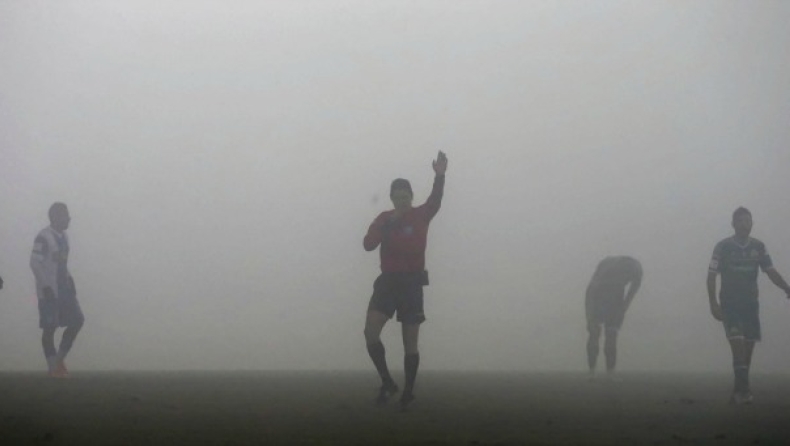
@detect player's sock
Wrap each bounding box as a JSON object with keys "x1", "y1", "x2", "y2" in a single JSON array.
[
  {"x1": 46, "y1": 356, "x2": 58, "y2": 374},
  {"x1": 586, "y1": 338, "x2": 598, "y2": 372},
  {"x1": 42, "y1": 328, "x2": 57, "y2": 372},
  {"x1": 403, "y1": 353, "x2": 420, "y2": 395},
  {"x1": 733, "y1": 364, "x2": 748, "y2": 392},
  {"x1": 604, "y1": 332, "x2": 617, "y2": 372},
  {"x1": 367, "y1": 341, "x2": 394, "y2": 385}
]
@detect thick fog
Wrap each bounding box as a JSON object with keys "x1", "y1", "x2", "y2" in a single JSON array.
[{"x1": 1, "y1": 1, "x2": 789, "y2": 372}]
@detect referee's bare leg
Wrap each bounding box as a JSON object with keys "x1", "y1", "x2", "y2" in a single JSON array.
[
  {"x1": 400, "y1": 323, "x2": 420, "y2": 407},
  {"x1": 365, "y1": 310, "x2": 398, "y2": 404}
]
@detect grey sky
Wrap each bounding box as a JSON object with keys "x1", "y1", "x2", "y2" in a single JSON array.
[{"x1": 1, "y1": 1, "x2": 789, "y2": 371}]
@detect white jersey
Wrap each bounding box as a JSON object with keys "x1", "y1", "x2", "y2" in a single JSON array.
[{"x1": 30, "y1": 226, "x2": 72, "y2": 300}]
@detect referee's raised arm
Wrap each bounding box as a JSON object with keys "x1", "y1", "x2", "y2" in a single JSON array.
[{"x1": 424, "y1": 151, "x2": 447, "y2": 219}]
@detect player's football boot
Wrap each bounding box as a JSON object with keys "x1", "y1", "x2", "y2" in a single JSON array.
[
  {"x1": 734, "y1": 391, "x2": 753, "y2": 405},
  {"x1": 51, "y1": 360, "x2": 69, "y2": 378},
  {"x1": 375, "y1": 381, "x2": 399, "y2": 406},
  {"x1": 399, "y1": 391, "x2": 415, "y2": 410}
]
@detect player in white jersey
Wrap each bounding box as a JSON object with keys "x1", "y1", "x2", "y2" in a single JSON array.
[{"x1": 30, "y1": 202, "x2": 84, "y2": 378}]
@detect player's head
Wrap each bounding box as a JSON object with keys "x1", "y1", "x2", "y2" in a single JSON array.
[
  {"x1": 731, "y1": 206, "x2": 752, "y2": 238},
  {"x1": 49, "y1": 202, "x2": 70, "y2": 231},
  {"x1": 390, "y1": 178, "x2": 413, "y2": 212}
]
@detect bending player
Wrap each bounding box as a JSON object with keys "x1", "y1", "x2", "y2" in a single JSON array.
[{"x1": 585, "y1": 256, "x2": 642, "y2": 378}]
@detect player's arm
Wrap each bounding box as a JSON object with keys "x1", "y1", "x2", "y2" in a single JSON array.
[
  {"x1": 30, "y1": 235, "x2": 48, "y2": 284},
  {"x1": 765, "y1": 268, "x2": 790, "y2": 299},
  {"x1": 364, "y1": 213, "x2": 396, "y2": 252},
  {"x1": 585, "y1": 274, "x2": 598, "y2": 301},
  {"x1": 624, "y1": 263, "x2": 643, "y2": 308},
  {"x1": 585, "y1": 281, "x2": 595, "y2": 301},
  {"x1": 30, "y1": 235, "x2": 55, "y2": 299},
  {"x1": 758, "y1": 245, "x2": 790, "y2": 298},
  {"x1": 707, "y1": 271, "x2": 722, "y2": 321},
  {"x1": 424, "y1": 151, "x2": 447, "y2": 219},
  {"x1": 707, "y1": 244, "x2": 723, "y2": 321},
  {"x1": 363, "y1": 215, "x2": 384, "y2": 251},
  {"x1": 585, "y1": 263, "x2": 604, "y2": 301}
]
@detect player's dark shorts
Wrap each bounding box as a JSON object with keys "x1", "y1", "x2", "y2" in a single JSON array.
[
  {"x1": 38, "y1": 291, "x2": 84, "y2": 330},
  {"x1": 367, "y1": 271, "x2": 427, "y2": 325},
  {"x1": 586, "y1": 290, "x2": 625, "y2": 331},
  {"x1": 720, "y1": 298, "x2": 760, "y2": 342}
]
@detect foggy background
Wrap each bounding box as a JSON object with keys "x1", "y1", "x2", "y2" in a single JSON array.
[{"x1": 1, "y1": 1, "x2": 788, "y2": 372}]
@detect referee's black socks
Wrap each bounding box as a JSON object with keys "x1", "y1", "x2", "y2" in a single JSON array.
[{"x1": 404, "y1": 353, "x2": 420, "y2": 394}]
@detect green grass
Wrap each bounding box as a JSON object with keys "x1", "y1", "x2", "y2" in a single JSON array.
[{"x1": 0, "y1": 371, "x2": 788, "y2": 445}]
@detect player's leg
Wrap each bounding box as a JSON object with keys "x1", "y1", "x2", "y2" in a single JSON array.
[
  {"x1": 38, "y1": 296, "x2": 60, "y2": 376},
  {"x1": 740, "y1": 340, "x2": 756, "y2": 402},
  {"x1": 603, "y1": 326, "x2": 618, "y2": 373},
  {"x1": 365, "y1": 275, "x2": 399, "y2": 403},
  {"x1": 397, "y1": 280, "x2": 425, "y2": 407},
  {"x1": 737, "y1": 306, "x2": 760, "y2": 402},
  {"x1": 56, "y1": 297, "x2": 85, "y2": 374},
  {"x1": 401, "y1": 322, "x2": 420, "y2": 406},
  {"x1": 723, "y1": 309, "x2": 749, "y2": 402},
  {"x1": 723, "y1": 303, "x2": 758, "y2": 403},
  {"x1": 41, "y1": 327, "x2": 58, "y2": 375},
  {"x1": 603, "y1": 299, "x2": 626, "y2": 375},
  {"x1": 365, "y1": 310, "x2": 397, "y2": 397},
  {"x1": 398, "y1": 280, "x2": 425, "y2": 408},
  {"x1": 744, "y1": 340, "x2": 756, "y2": 369},
  {"x1": 586, "y1": 323, "x2": 601, "y2": 374},
  {"x1": 585, "y1": 297, "x2": 601, "y2": 375},
  {"x1": 727, "y1": 337, "x2": 749, "y2": 400},
  {"x1": 364, "y1": 309, "x2": 392, "y2": 373},
  {"x1": 57, "y1": 320, "x2": 83, "y2": 374}
]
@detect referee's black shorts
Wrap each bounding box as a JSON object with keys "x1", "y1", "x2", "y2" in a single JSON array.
[{"x1": 367, "y1": 272, "x2": 427, "y2": 325}]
